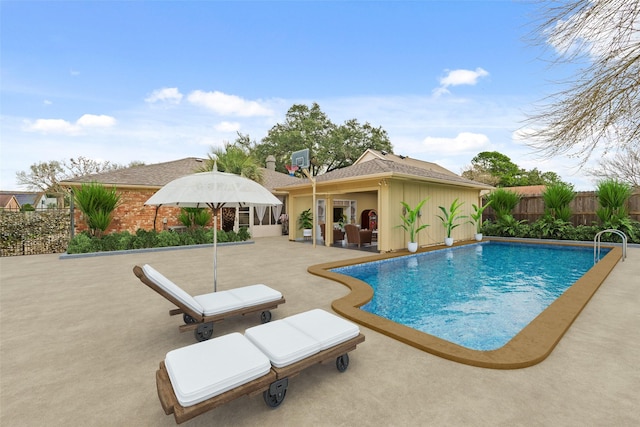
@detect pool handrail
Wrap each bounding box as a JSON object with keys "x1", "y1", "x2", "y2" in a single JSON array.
[{"x1": 594, "y1": 229, "x2": 627, "y2": 263}]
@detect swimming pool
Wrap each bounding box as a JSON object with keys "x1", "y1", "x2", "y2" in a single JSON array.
[
  {"x1": 308, "y1": 239, "x2": 622, "y2": 369},
  {"x1": 332, "y1": 242, "x2": 606, "y2": 351}
]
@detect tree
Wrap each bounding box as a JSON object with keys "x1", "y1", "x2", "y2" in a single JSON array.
[
  {"x1": 16, "y1": 157, "x2": 142, "y2": 194},
  {"x1": 199, "y1": 137, "x2": 264, "y2": 232},
  {"x1": 587, "y1": 147, "x2": 640, "y2": 188},
  {"x1": 252, "y1": 103, "x2": 393, "y2": 176},
  {"x1": 461, "y1": 151, "x2": 566, "y2": 187},
  {"x1": 200, "y1": 135, "x2": 263, "y2": 183},
  {"x1": 525, "y1": 0, "x2": 640, "y2": 164}
]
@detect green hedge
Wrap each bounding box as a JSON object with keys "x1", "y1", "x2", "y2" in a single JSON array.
[
  {"x1": 481, "y1": 217, "x2": 640, "y2": 243},
  {"x1": 66, "y1": 227, "x2": 251, "y2": 254}
]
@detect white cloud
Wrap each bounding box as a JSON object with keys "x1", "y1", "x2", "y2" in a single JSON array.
[
  {"x1": 27, "y1": 118, "x2": 80, "y2": 135},
  {"x1": 43, "y1": 100, "x2": 52, "y2": 106},
  {"x1": 422, "y1": 132, "x2": 491, "y2": 155},
  {"x1": 25, "y1": 114, "x2": 116, "y2": 135},
  {"x1": 434, "y1": 68, "x2": 490, "y2": 96},
  {"x1": 187, "y1": 90, "x2": 273, "y2": 117},
  {"x1": 76, "y1": 114, "x2": 117, "y2": 128},
  {"x1": 215, "y1": 121, "x2": 241, "y2": 132},
  {"x1": 145, "y1": 87, "x2": 183, "y2": 104}
]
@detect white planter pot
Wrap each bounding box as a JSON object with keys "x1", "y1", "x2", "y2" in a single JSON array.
[
  {"x1": 303, "y1": 229, "x2": 312, "y2": 237},
  {"x1": 407, "y1": 242, "x2": 418, "y2": 253},
  {"x1": 444, "y1": 237, "x2": 454, "y2": 246},
  {"x1": 474, "y1": 233, "x2": 483, "y2": 241}
]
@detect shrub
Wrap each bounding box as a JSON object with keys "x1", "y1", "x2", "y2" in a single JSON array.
[
  {"x1": 542, "y1": 183, "x2": 575, "y2": 222},
  {"x1": 486, "y1": 189, "x2": 521, "y2": 220},
  {"x1": 74, "y1": 182, "x2": 120, "y2": 237},
  {"x1": 178, "y1": 208, "x2": 212, "y2": 228}
]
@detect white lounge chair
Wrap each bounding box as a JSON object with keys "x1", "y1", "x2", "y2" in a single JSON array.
[
  {"x1": 156, "y1": 309, "x2": 365, "y2": 424},
  {"x1": 133, "y1": 264, "x2": 286, "y2": 341}
]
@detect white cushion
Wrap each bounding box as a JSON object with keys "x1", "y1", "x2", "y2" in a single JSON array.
[
  {"x1": 142, "y1": 264, "x2": 204, "y2": 315},
  {"x1": 165, "y1": 333, "x2": 271, "y2": 407},
  {"x1": 193, "y1": 291, "x2": 245, "y2": 316},
  {"x1": 244, "y1": 320, "x2": 321, "y2": 368},
  {"x1": 194, "y1": 284, "x2": 282, "y2": 316},
  {"x1": 284, "y1": 309, "x2": 360, "y2": 350},
  {"x1": 228, "y1": 284, "x2": 282, "y2": 306}
]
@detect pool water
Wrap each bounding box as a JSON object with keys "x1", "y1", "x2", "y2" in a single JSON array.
[{"x1": 332, "y1": 242, "x2": 607, "y2": 351}]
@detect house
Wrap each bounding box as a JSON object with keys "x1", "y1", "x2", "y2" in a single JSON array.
[
  {"x1": 60, "y1": 157, "x2": 299, "y2": 237},
  {"x1": 0, "y1": 194, "x2": 20, "y2": 211},
  {"x1": 0, "y1": 191, "x2": 57, "y2": 210},
  {"x1": 277, "y1": 149, "x2": 493, "y2": 252}
]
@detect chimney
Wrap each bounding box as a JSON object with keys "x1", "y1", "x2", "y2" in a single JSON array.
[{"x1": 266, "y1": 155, "x2": 276, "y2": 171}]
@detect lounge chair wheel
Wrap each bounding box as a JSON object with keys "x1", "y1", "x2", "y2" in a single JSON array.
[
  {"x1": 336, "y1": 354, "x2": 350, "y2": 372},
  {"x1": 194, "y1": 322, "x2": 214, "y2": 342},
  {"x1": 260, "y1": 310, "x2": 272, "y2": 323},
  {"x1": 183, "y1": 314, "x2": 197, "y2": 324},
  {"x1": 263, "y1": 378, "x2": 288, "y2": 408}
]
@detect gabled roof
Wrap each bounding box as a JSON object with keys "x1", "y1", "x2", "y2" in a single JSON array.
[
  {"x1": 0, "y1": 194, "x2": 19, "y2": 209},
  {"x1": 60, "y1": 157, "x2": 300, "y2": 192},
  {"x1": 0, "y1": 191, "x2": 44, "y2": 207},
  {"x1": 355, "y1": 148, "x2": 459, "y2": 177},
  {"x1": 61, "y1": 158, "x2": 208, "y2": 188},
  {"x1": 278, "y1": 158, "x2": 493, "y2": 190}
]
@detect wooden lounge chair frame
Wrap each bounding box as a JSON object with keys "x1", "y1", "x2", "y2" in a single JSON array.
[
  {"x1": 156, "y1": 333, "x2": 365, "y2": 424},
  {"x1": 133, "y1": 265, "x2": 286, "y2": 341}
]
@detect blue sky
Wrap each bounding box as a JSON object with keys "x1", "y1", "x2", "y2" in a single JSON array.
[{"x1": 1, "y1": 1, "x2": 596, "y2": 190}]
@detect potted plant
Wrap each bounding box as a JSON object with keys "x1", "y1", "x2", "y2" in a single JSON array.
[
  {"x1": 437, "y1": 198, "x2": 467, "y2": 246},
  {"x1": 397, "y1": 198, "x2": 430, "y2": 252},
  {"x1": 469, "y1": 200, "x2": 492, "y2": 241},
  {"x1": 298, "y1": 209, "x2": 313, "y2": 238}
]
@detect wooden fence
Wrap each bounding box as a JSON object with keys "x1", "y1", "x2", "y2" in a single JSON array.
[{"x1": 484, "y1": 190, "x2": 640, "y2": 226}]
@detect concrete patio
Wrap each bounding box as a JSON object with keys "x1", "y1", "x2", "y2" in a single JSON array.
[{"x1": 1, "y1": 236, "x2": 638, "y2": 426}]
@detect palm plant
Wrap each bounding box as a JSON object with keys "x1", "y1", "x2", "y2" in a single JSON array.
[
  {"x1": 397, "y1": 198, "x2": 430, "y2": 243},
  {"x1": 485, "y1": 188, "x2": 521, "y2": 220},
  {"x1": 74, "y1": 182, "x2": 120, "y2": 237},
  {"x1": 178, "y1": 207, "x2": 212, "y2": 228},
  {"x1": 469, "y1": 200, "x2": 492, "y2": 233},
  {"x1": 437, "y1": 198, "x2": 467, "y2": 238},
  {"x1": 595, "y1": 179, "x2": 636, "y2": 239},
  {"x1": 542, "y1": 182, "x2": 575, "y2": 222}
]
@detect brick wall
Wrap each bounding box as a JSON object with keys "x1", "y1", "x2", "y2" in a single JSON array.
[{"x1": 73, "y1": 188, "x2": 218, "y2": 235}]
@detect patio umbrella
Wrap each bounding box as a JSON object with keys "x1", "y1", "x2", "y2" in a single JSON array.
[{"x1": 145, "y1": 163, "x2": 282, "y2": 291}]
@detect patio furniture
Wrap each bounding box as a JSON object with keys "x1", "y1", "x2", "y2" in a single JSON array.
[
  {"x1": 344, "y1": 224, "x2": 373, "y2": 247},
  {"x1": 133, "y1": 264, "x2": 285, "y2": 342},
  {"x1": 156, "y1": 309, "x2": 365, "y2": 424}
]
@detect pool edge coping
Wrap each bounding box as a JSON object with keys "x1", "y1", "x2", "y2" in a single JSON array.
[{"x1": 307, "y1": 238, "x2": 622, "y2": 369}]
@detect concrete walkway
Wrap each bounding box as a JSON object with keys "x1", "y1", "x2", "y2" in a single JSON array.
[{"x1": 1, "y1": 236, "x2": 638, "y2": 426}]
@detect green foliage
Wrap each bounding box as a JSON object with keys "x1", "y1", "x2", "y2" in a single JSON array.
[
  {"x1": 66, "y1": 227, "x2": 247, "y2": 254},
  {"x1": 252, "y1": 103, "x2": 393, "y2": 176},
  {"x1": 469, "y1": 200, "x2": 492, "y2": 232},
  {"x1": 437, "y1": 198, "x2": 467, "y2": 238},
  {"x1": 74, "y1": 182, "x2": 120, "y2": 237},
  {"x1": 530, "y1": 217, "x2": 573, "y2": 239},
  {"x1": 200, "y1": 139, "x2": 264, "y2": 183},
  {"x1": 461, "y1": 151, "x2": 567, "y2": 187},
  {"x1": 397, "y1": 198, "x2": 430, "y2": 243},
  {"x1": 485, "y1": 189, "x2": 521, "y2": 220},
  {"x1": 596, "y1": 179, "x2": 633, "y2": 220},
  {"x1": 298, "y1": 209, "x2": 313, "y2": 230},
  {"x1": 178, "y1": 208, "x2": 212, "y2": 228},
  {"x1": 542, "y1": 182, "x2": 575, "y2": 221},
  {"x1": 20, "y1": 204, "x2": 35, "y2": 212}
]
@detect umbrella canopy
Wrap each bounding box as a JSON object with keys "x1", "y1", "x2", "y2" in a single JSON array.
[{"x1": 145, "y1": 165, "x2": 282, "y2": 290}]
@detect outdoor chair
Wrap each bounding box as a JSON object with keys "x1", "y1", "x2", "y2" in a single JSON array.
[
  {"x1": 155, "y1": 309, "x2": 365, "y2": 424},
  {"x1": 133, "y1": 264, "x2": 285, "y2": 342},
  {"x1": 344, "y1": 224, "x2": 373, "y2": 247}
]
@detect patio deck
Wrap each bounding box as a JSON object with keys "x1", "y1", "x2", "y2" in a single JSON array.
[{"x1": 1, "y1": 236, "x2": 638, "y2": 426}]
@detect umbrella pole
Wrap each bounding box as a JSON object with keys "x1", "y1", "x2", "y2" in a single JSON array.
[{"x1": 214, "y1": 210, "x2": 218, "y2": 292}]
